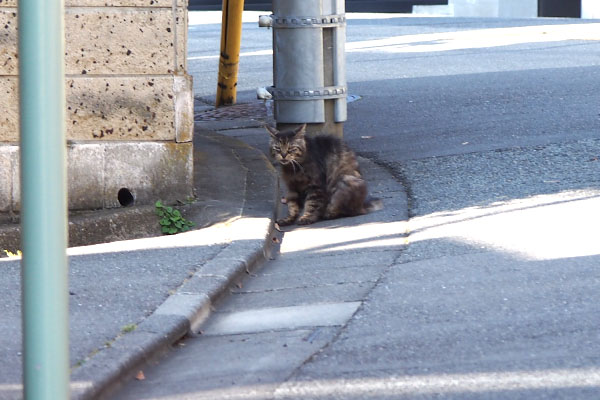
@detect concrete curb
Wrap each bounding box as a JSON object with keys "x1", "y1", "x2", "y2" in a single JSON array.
[
  {"x1": 69, "y1": 134, "x2": 279, "y2": 399},
  {"x1": 0, "y1": 206, "x2": 160, "y2": 255}
]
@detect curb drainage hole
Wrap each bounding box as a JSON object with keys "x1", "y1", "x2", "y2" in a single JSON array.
[{"x1": 118, "y1": 188, "x2": 134, "y2": 207}]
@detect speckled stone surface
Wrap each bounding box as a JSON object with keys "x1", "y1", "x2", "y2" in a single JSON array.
[
  {"x1": 0, "y1": 8, "x2": 185, "y2": 75},
  {"x1": 67, "y1": 76, "x2": 179, "y2": 141},
  {"x1": 64, "y1": 8, "x2": 179, "y2": 75},
  {"x1": 0, "y1": 76, "x2": 188, "y2": 142},
  {"x1": 0, "y1": 78, "x2": 17, "y2": 142},
  {"x1": 0, "y1": 5, "x2": 190, "y2": 141},
  {"x1": 176, "y1": 7, "x2": 188, "y2": 72},
  {"x1": 0, "y1": 2, "x2": 193, "y2": 211},
  {"x1": 0, "y1": 1, "x2": 187, "y2": 7},
  {"x1": 0, "y1": 10, "x2": 17, "y2": 75}
]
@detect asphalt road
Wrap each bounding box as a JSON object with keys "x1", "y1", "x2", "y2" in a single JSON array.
[
  {"x1": 188, "y1": 0, "x2": 447, "y2": 13},
  {"x1": 115, "y1": 13, "x2": 600, "y2": 399}
]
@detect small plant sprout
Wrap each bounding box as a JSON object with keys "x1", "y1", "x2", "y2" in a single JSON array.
[
  {"x1": 155, "y1": 201, "x2": 195, "y2": 235},
  {"x1": 121, "y1": 324, "x2": 137, "y2": 334}
]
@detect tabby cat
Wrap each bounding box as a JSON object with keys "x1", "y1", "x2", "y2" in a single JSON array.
[{"x1": 267, "y1": 124, "x2": 381, "y2": 226}]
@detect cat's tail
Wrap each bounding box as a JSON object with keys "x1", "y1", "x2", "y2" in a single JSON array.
[{"x1": 364, "y1": 196, "x2": 384, "y2": 213}]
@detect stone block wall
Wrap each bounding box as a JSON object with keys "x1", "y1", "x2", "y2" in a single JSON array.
[{"x1": 0, "y1": 0, "x2": 194, "y2": 213}]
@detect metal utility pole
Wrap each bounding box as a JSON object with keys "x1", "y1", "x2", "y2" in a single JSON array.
[
  {"x1": 259, "y1": 0, "x2": 347, "y2": 137},
  {"x1": 18, "y1": 0, "x2": 70, "y2": 398},
  {"x1": 216, "y1": 0, "x2": 245, "y2": 106}
]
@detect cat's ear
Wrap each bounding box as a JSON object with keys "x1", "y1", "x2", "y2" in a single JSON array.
[
  {"x1": 265, "y1": 125, "x2": 279, "y2": 139},
  {"x1": 293, "y1": 123, "x2": 307, "y2": 138}
]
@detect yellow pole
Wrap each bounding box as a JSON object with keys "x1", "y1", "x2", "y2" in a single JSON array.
[{"x1": 216, "y1": 0, "x2": 245, "y2": 107}]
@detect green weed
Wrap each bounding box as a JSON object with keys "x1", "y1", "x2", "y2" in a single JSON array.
[{"x1": 155, "y1": 201, "x2": 195, "y2": 235}]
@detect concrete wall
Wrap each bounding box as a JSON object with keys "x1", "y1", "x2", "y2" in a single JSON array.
[
  {"x1": 416, "y1": 0, "x2": 551, "y2": 17},
  {"x1": 0, "y1": 0, "x2": 193, "y2": 213},
  {"x1": 498, "y1": 0, "x2": 537, "y2": 18},
  {"x1": 450, "y1": 0, "x2": 537, "y2": 17},
  {"x1": 451, "y1": 0, "x2": 497, "y2": 17},
  {"x1": 582, "y1": 0, "x2": 600, "y2": 19}
]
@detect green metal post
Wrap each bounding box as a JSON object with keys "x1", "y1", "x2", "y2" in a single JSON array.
[{"x1": 18, "y1": 0, "x2": 70, "y2": 398}]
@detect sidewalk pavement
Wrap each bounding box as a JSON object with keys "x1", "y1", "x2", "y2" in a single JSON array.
[{"x1": 0, "y1": 104, "x2": 279, "y2": 400}]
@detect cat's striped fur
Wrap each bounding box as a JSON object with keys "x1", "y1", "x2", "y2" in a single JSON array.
[{"x1": 267, "y1": 124, "x2": 382, "y2": 226}]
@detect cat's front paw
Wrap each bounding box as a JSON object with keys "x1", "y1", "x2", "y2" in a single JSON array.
[
  {"x1": 323, "y1": 211, "x2": 337, "y2": 220},
  {"x1": 297, "y1": 216, "x2": 317, "y2": 225},
  {"x1": 277, "y1": 217, "x2": 296, "y2": 226}
]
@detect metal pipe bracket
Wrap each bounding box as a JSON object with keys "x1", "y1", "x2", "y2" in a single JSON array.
[
  {"x1": 268, "y1": 85, "x2": 347, "y2": 101},
  {"x1": 272, "y1": 14, "x2": 346, "y2": 28}
]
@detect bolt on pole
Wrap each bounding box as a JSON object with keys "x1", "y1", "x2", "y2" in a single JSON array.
[
  {"x1": 18, "y1": 0, "x2": 70, "y2": 398},
  {"x1": 216, "y1": 0, "x2": 245, "y2": 106}
]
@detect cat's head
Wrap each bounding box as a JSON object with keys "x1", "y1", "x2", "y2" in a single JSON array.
[{"x1": 266, "y1": 124, "x2": 307, "y2": 166}]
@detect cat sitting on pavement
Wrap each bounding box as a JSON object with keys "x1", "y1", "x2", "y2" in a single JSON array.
[{"x1": 267, "y1": 124, "x2": 382, "y2": 226}]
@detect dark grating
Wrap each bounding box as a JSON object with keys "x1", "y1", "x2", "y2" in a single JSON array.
[{"x1": 194, "y1": 101, "x2": 273, "y2": 122}]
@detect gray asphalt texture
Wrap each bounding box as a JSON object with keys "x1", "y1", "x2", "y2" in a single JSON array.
[{"x1": 111, "y1": 13, "x2": 600, "y2": 400}]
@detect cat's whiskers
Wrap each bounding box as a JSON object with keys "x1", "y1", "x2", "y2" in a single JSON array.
[{"x1": 290, "y1": 159, "x2": 303, "y2": 174}]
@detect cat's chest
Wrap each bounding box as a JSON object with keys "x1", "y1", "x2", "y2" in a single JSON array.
[
  {"x1": 283, "y1": 170, "x2": 312, "y2": 191},
  {"x1": 286, "y1": 171, "x2": 309, "y2": 184}
]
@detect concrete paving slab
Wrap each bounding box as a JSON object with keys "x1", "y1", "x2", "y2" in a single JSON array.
[
  {"x1": 271, "y1": 250, "x2": 401, "y2": 271},
  {"x1": 216, "y1": 282, "x2": 376, "y2": 313},
  {"x1": 278, "y1": 221, "x2": 408, "y2": 255},
  {"x1": 236, "y1": 264, "x2": 387, "y2": 293},
  {"x1": 202, "y1": 302, "x2": 362, "y2": 336},
  {"x1": 114, "y1": 328, "x2": 339, "y2": 400}
]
